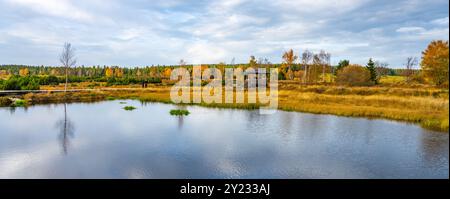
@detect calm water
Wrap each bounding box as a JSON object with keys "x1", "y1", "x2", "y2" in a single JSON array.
[{"x1": 0, "y1": 100, "x2": 448, "y2": 179}]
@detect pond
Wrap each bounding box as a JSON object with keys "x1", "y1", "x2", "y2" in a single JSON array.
[{"x1": 0, "y1": 100, "x2": 448, "y2": 179}]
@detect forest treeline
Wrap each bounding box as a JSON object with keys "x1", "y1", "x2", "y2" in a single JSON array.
[{"x1": 0, "y1": 40, "x2": 448, "y2": 90}]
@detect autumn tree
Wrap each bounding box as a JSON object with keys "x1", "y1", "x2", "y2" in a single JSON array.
[
  {"x1": 336, "y1": 65, "x2": 373, "y2": 86},
  {"x1": 50, "y1": 69, "x2": 59, "y2": 76},
  {"x1": 19, "y1": 68, "x2": 29, "y2": 76},
  {"x1": 114, "y1": 67, "x2": 124, "y2": 78},
  {"x1": 149, "y1": 67, "x2": 158, "y2": 78},
  {"x1": 105, "y1": 67, "x2": 114, "y2": 78},
  {"x1": 335, "y1": 60, "x2": 349, "y2": 75},
  {"x1": 0, "y1": 70, "x2": 8, "y2": 79},
  {"x1": 163, "y1": 68, "x2": 172, "y2": 79},
  {"x1": 420, "y1": 40, "x2": 449, "y2": 86},
  {"x1": 136, "y1": 69, "x2": 142, "y2": 78},
  {"x1": 282, "y1": 49, "x2": 298, "y2": 80}
]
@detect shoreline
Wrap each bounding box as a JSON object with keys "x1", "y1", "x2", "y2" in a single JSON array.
[{"x1": 1, "y1": 84, "x2": 447, "y2": 132}]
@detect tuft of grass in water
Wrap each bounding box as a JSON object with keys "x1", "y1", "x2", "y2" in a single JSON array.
[
  {"x1": 106, "y1": 96, "x2": 116, "y2": 100},
  {"x1": 123, "y1": 106, "x2": 136, "y2": 111},
  {"x1": 170, "y1": 109, "x2": 190, "y2": 116},
  {"x1": 12, "y1": 99, "x2": 27, "y2": 107},
  {"x1": 119, "y1": 101, "x2": 127, "y2": 104}
]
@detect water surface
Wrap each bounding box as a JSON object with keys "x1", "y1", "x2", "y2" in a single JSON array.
[{"x1": 0, "y1": 100, "x2": 448, "y2": 178}]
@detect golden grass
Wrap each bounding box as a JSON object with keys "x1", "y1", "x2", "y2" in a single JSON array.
[
  {"x1": 20, "y1": 82, "x2": 449, "y2": 132},
  {"x1": 379, "y1": 75, "x2": 406, "y2": 84},
  {"x1": 278, "y1": 91, "x2": 448, "y2": 131}
]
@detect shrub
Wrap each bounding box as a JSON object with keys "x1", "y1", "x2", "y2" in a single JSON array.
[
  {"x1": 0, "y1": 97, "x2": 12, "y2": 106},
  {"x1": 336, "y1": 65, "x2": 373, "y2": 86},
  {"x1": 0, "y1": 75, "x2": 40, "y2": 90},
  {"x1": 12, "y1": 99, "x2": 27, "y2": 107},
  {"x1": 39, "y1": 75, "x2": 59, "y2": 85}
]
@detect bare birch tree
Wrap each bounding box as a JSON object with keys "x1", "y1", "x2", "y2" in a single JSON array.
[
  {"x1": 324, "y1": 52, "x2": 331, "y2": 82},
  {"x1": 318, "y1": 50, "x2": 327, "y2": 82},
  {"x1": 59, "y1": 43, "x2": 76, "y2": 92},
  {"x1": 405, "y1": 56, "x2": 418, "y2": 81},
  {"x1": 302, "y1": 50, "x2": 313, "y2": 83}
]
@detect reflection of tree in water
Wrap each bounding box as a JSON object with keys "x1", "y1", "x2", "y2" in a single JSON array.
[
  {"x1": 55, "y1": 103, "x2": 75, "y2": 155},
  {"x1": 9, "y1": 107, "x2": 16, "y2": 114},
  {"x1": 176, "y1": 105, "x2": 186, "y2": 130}
]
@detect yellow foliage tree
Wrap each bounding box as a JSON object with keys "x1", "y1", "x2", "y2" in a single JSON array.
[
  {"x1": 136, "y1": 69, "x2": 142, "y2": 77},
  {"x1": 0, "y1": 70, "x2": 8, "y2": 78},
  {"x1": 114, "y1": 68, "x2": 123, "y2": 78},
  {"x1": 149, "y1": 67, "x2": 157, "y2": 78},
  {"x1": 19, "y1": 68, "x2": 29, "y2": 76},
  {"x1": 421, "y1": 40, "x2": 449, "y2": 86},
  {"x1": 105, "y1": 67, "x2": 114, "y2": 78},
  {"x1": 50, "y1": 69, "x2": 59, "y2": 76},
  {"x1": 282, "y1": 49, "x2": 298, "y2": 80}
]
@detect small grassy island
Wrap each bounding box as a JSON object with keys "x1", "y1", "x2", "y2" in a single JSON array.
[
  {"x1": 123, "y1": 106, "x2": 136, "y2": 111},
  {"x1": 12, "y1": 99, "x2": 27, "y2": 107},
  {"x1": 170, "y1": 109, "x2": 190, "y2": 116}
]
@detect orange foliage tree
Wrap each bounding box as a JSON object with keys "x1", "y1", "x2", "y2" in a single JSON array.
[
  {"x1": 282, "y1": 49, "x2": 298, "y2": 80},
  {"x1": 19, "y1": 68, "x2": 29, "y2": 76},
  {"x1": 421, "y1": 40, "x2": 449, "y2": 86}
]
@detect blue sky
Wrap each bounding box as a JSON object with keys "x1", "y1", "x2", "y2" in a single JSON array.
[{"x1": 0, "y1": 0, "x2": 448, "y2": 67}]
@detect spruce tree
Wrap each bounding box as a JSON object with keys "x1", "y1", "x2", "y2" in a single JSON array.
[{"x1": 366, "y1": 58, "x2": 378, "y2": 84}]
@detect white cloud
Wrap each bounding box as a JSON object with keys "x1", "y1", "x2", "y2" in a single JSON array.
[
  {"x1": 396, "y1": 26, "x2": 426, "y2": 33},
  {"x1": 431, "y1": 17, "x2": 449, "y2": 26},
  {"x1": 5, "y1": 0, "x2": 95, "y2": 21},
  {"x1": 186, "y1": 41, "x2": 228, "y2": 64},
  {"x1": 115, "y1": 28, "x2": 146, "y2": 41},
  {"x1": 276, "y1": 0, "x2": 370, "y2": 14},
  {"x1": 396, "y1": 26, "x2": 449, "y2": 41}
]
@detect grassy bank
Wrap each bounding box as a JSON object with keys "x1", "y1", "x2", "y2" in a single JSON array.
[{"x1": 10, "y1": 82, "x2": 449, "y2": 132}]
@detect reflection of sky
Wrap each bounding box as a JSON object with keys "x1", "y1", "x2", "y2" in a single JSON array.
[{"x1": 0, "y1": 101, "x2": 448, "y2": 179}]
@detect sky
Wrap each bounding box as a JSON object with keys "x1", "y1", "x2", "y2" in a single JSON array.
[{"x1": 0, "y1": 0, "x2": 448, "y2": 68}]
